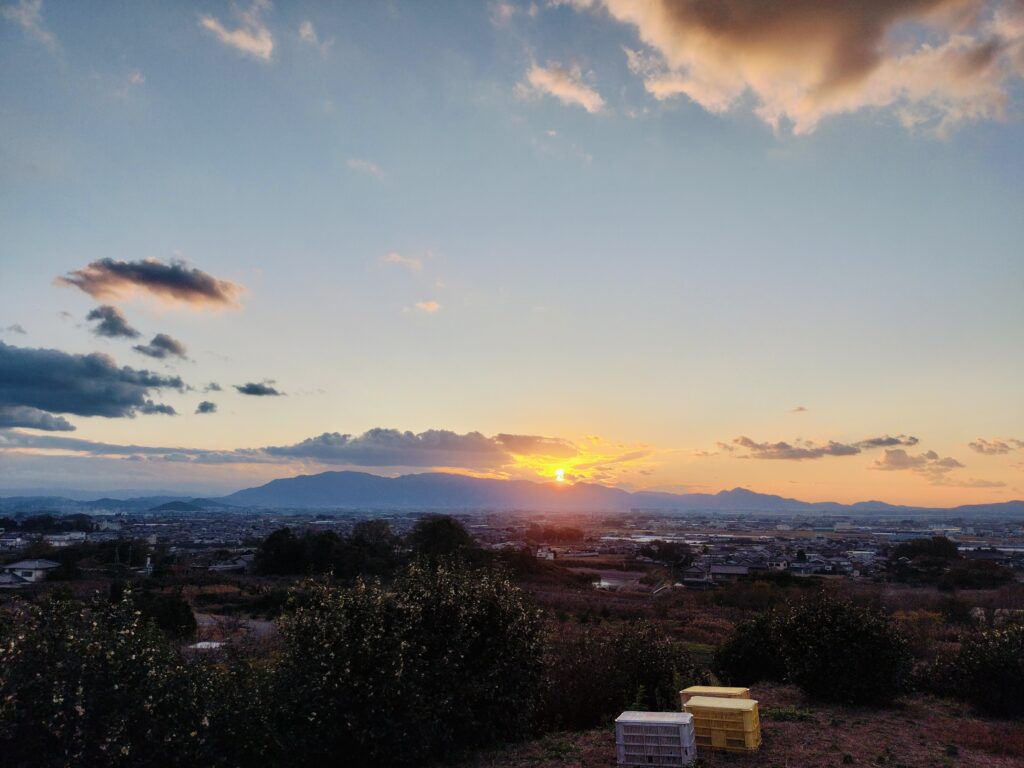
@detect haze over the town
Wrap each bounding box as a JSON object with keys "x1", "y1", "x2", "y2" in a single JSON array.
[{"x1": 2, "y1": 0, "x2": 1023, "y2": 506}]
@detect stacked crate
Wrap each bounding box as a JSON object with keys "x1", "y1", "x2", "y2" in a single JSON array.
[
  {"x1": 682, "y1": 695, "x2": 761, "y2": 752},
  {"x1": 679, "y1": 685, "x2": 750, "y2": 706},
  {"x1": 614, "y1": 711, "x2": 697, "y2": 767}
]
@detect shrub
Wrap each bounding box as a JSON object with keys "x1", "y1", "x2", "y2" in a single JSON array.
[
  {"x1": 713, "y1": 612, "x2": 787, "y2": 686},
  {"x1": 925, "y1": 625, "x2": 1024, "y2": 717},
  {"x1": 541, "y1": 621, "x2": 699, "y2": 730},
  {"x1": 0, "y1": 593, "x2": 207, "y2": 768},
  {"x1": 713, "y1": 593, "x2": 912, "y2": 705},
  {"x1": 274, "y1": 560, "x2": 544, "y2": 765}
]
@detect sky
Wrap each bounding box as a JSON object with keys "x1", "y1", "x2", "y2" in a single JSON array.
[{"x1": 1, "y1": 0, "x2": 1023, "y2": 504}]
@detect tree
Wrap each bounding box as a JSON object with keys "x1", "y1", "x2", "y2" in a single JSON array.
[{"x1": 407, "y1": 515, "x2": 475, "y2": 559}]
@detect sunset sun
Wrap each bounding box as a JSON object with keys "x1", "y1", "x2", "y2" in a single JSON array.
[{"x1": 555, "y1": 468, "x2": 565, "y2": 483}]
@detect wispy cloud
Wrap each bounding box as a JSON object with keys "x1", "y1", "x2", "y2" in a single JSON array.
[
  {"x1": 968, "y1": 438, "x2": 1024, "y2": 455},
  {"x1": 732, "y1": 434, "x2": 918, "y2": 461},
  {"x1": 199, "y1": 0, "x2": 274, "y2": 61},
  {"x1": 346, "y1": 158, "x2": 385, "y2": 179},
  {"x1": 298, "y1": 19, "x2": 331, "y2": 54},
  {"x1": 2, "y1": 0, "x2": 57, "y2": 53},
  {"x1": 517, "y1": 63, "x2": 606, "y2": 113},
  {"x1": 413, "y1": 300, "x2": 441, "y2": 314},
  {"x1": 380, "y1": 252, "x2": 422, "y2": 272},
  {"x1": 3, "y1": 324, "x2": 27, "y2": 335}
]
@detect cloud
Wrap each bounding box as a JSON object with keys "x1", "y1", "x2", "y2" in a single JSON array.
[
  {"x1": 346, "y1": 158, "x2": 384, "y2": 179},
  {"x1": 199, "y1": 0, "x2": 273, "y2": 61},
  {"x1": 790, "y1": 405, "x2": 808, "y2": 413},
  {"x1": 138, "y1": 400, "x2": 176, "y2": 416},
  {"x1": 732, "y1": 434, "x2": 918, "y2": 460},
  {"x1": 413, "y1": 300, "x2": 441, "y2": 313},
  {"x1": 3, "y1": 324, "x2": 26, "y2": 335},
  {"x1": 235, "y1": 380, "x2": 283, "y2": 396},
  {"x1": 517, "y1": 63, "x2": 607, "y2": 113},
  {"x1": 872, "y1": 449, "x2": 966, "y2": 482},
  {"x1": 57, "y1": 258, "x2": 242, "y2": 309},
  {"x1": 581, "y1": 0, "x2": 1024, "y2": 135},
  {"x1": 86, "y1": 305, "x2": 140, "y2": 339},
  {"x1": 380, "y1": 252, "x2": 422, "y2": 271},
  {"x1": 298, "y1": 19, "x2": 331, "y2": 54},
  {"x1": 195, "y1": 400, "x2": 217, "y2": 415},
  {"x1": 2, "y1": 0, "x2": 57, "y2": 52},
  {"x1": 968, "y1": 437, "x2": 1024, "y2": 455},
  {"x1": 133, "y1": 333, "x2": 188, "y2": 360},
  {"x1": 0, "y1": 430, "x2": 271, "y2": 465},
  {"x1": 494, "y1": 433, "x2": 580, "y2": 458},
  {"x1": 0, "y1": 405, "x2": 74, "y2": 432},
  {"x1": 0, "y1": 341, "x2": 183, "y2": 418},
  {"x1": 204, "y1": 382, "x2": 223, "y2": 392}
]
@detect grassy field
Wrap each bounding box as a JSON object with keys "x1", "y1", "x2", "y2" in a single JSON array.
[{"x1": 452, "y1": 685, "x2": 1024, "y2": 768}]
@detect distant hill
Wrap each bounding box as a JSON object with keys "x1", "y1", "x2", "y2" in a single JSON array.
[
  {"x1": 216, "y1": 470, "x2": 1024, "y2": 514},
  {"x1": 3, "y1": 472, "x2": 1021, "y2": 515}
]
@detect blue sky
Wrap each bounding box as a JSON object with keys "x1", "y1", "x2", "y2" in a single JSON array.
[{"x1": 1, "y1": 0, "x2": 1023, "y2": 502}]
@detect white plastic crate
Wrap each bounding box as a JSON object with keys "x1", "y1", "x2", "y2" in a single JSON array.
[{"x1": 614, "y1": 711, "x2": 697, "y2": 767}]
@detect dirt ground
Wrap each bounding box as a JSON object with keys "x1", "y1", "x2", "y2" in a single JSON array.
[{"x1": 452, "y1": 685, "x2": 1024, "y2": 768}]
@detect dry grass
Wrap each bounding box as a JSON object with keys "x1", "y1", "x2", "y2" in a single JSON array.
[{"x1": 450, "y1": 685, "x2": 1024, "y2": 768}]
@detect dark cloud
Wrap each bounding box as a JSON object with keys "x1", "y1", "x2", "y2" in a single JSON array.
[
  {"x1": 235, "y1": 381, "x2": 283, "y2": 396},
  {"x1": 204, "y1": 382, "x2": 222, "y2": 392},
  {"x1": 57, "y1": 258, "x2": 242, "y2": 308},
  {"x1": 264, "y1": 428, "x2": 507, "y2": 467},
  {"x1": 0, "y1": 406, "x2": 75, "y2": 432},
  {"x1": 968, "y1": 438, "x2": 1023, "y2": 455},
  {"x1": 0, "y1": 431, "x2": 269, "y2": 464},
  {"x1": 86, "y1": 305, "x2": 140, "y2": 339},
  {"x1": 733, "y1": 434, "x2": 918, "y2": 460},
  {"x1": 0, "y1": 341, "x2": 184, "y2": 418},
  {"x1": 3, "y1": 324, "x2": 27, "y2": 335},
  {"x1": 138, "y1": 401, "x2": 176, "y2": 416},
  {"x1": 853, "y1": 435, "x2": 919, "y2": 449},
  {"x1": 195, "y1": 400, "x2": 217, "y2": 414},
  {"x1": 133, "y1": 333, "x2": 188, "y2": 360}
]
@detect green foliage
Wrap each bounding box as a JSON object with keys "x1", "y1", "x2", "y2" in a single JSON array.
[
  {"x1": 540, "y1": 621, "x2": 699, "y2": 730},
  {"x1": 924, "y1": 625, "x2": 1024, "y2": 717},
  {"x1": 714, "y1": 593, "x2": 912, "y2": 705},
  {"x1": 407, "y1": 515, "x2": 476, "y2": 559},
  {"x1": 254, "y1": 523, "x2": 402, "y2": 578},
  {"x1": 275, "y1": 561, "x2": 543, "y2": 765},
  {"x1": 0, "y1": 592, "x2": 206, "y2": 768},
  {"x1": 713, "y1": 612, "x2": 787, "y2": 685},
  {"x1": 893, "y1": 536, "x2": 960, "y2": 562}
]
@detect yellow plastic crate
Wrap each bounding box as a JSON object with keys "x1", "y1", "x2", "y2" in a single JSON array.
[
  {"x1": 683, "y1": 696, "x2": 761, "y2": 752},
  {"x1": 679, "y1": 685, "x2": 750, "y2": 706}
]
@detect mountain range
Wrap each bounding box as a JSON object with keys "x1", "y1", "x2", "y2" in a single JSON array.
[{"x1": 1, "y1": 470, "x2": 1022, "y2": 515}]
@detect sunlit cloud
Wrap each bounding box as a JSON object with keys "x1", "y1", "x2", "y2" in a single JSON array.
[
  {"x1": 571, "y1": 0, "x2": 1024, "y2": 135},
  {"x1": 199, "y1": 0, "x2": 274, "y2": 62},
  {"x1": 517, "y1": 63, "x2": 607, "y2": 113},
  {"x1": 968, "y1": 437, "x2": 1024, "y2": 455},
  {"x1": 380, "y1": 252, "x2": 422, "y2": 272},
  {"x1": 413, "y1": 300, "x2": 441, "y2": 313},
  {"x1": 57, "y1": 258, "x2": 243, "y2": 309}
]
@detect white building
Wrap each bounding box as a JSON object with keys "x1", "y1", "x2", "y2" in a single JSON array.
[{"x1": 3, "y1": 558, "x2": 60, "y2": 583}]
